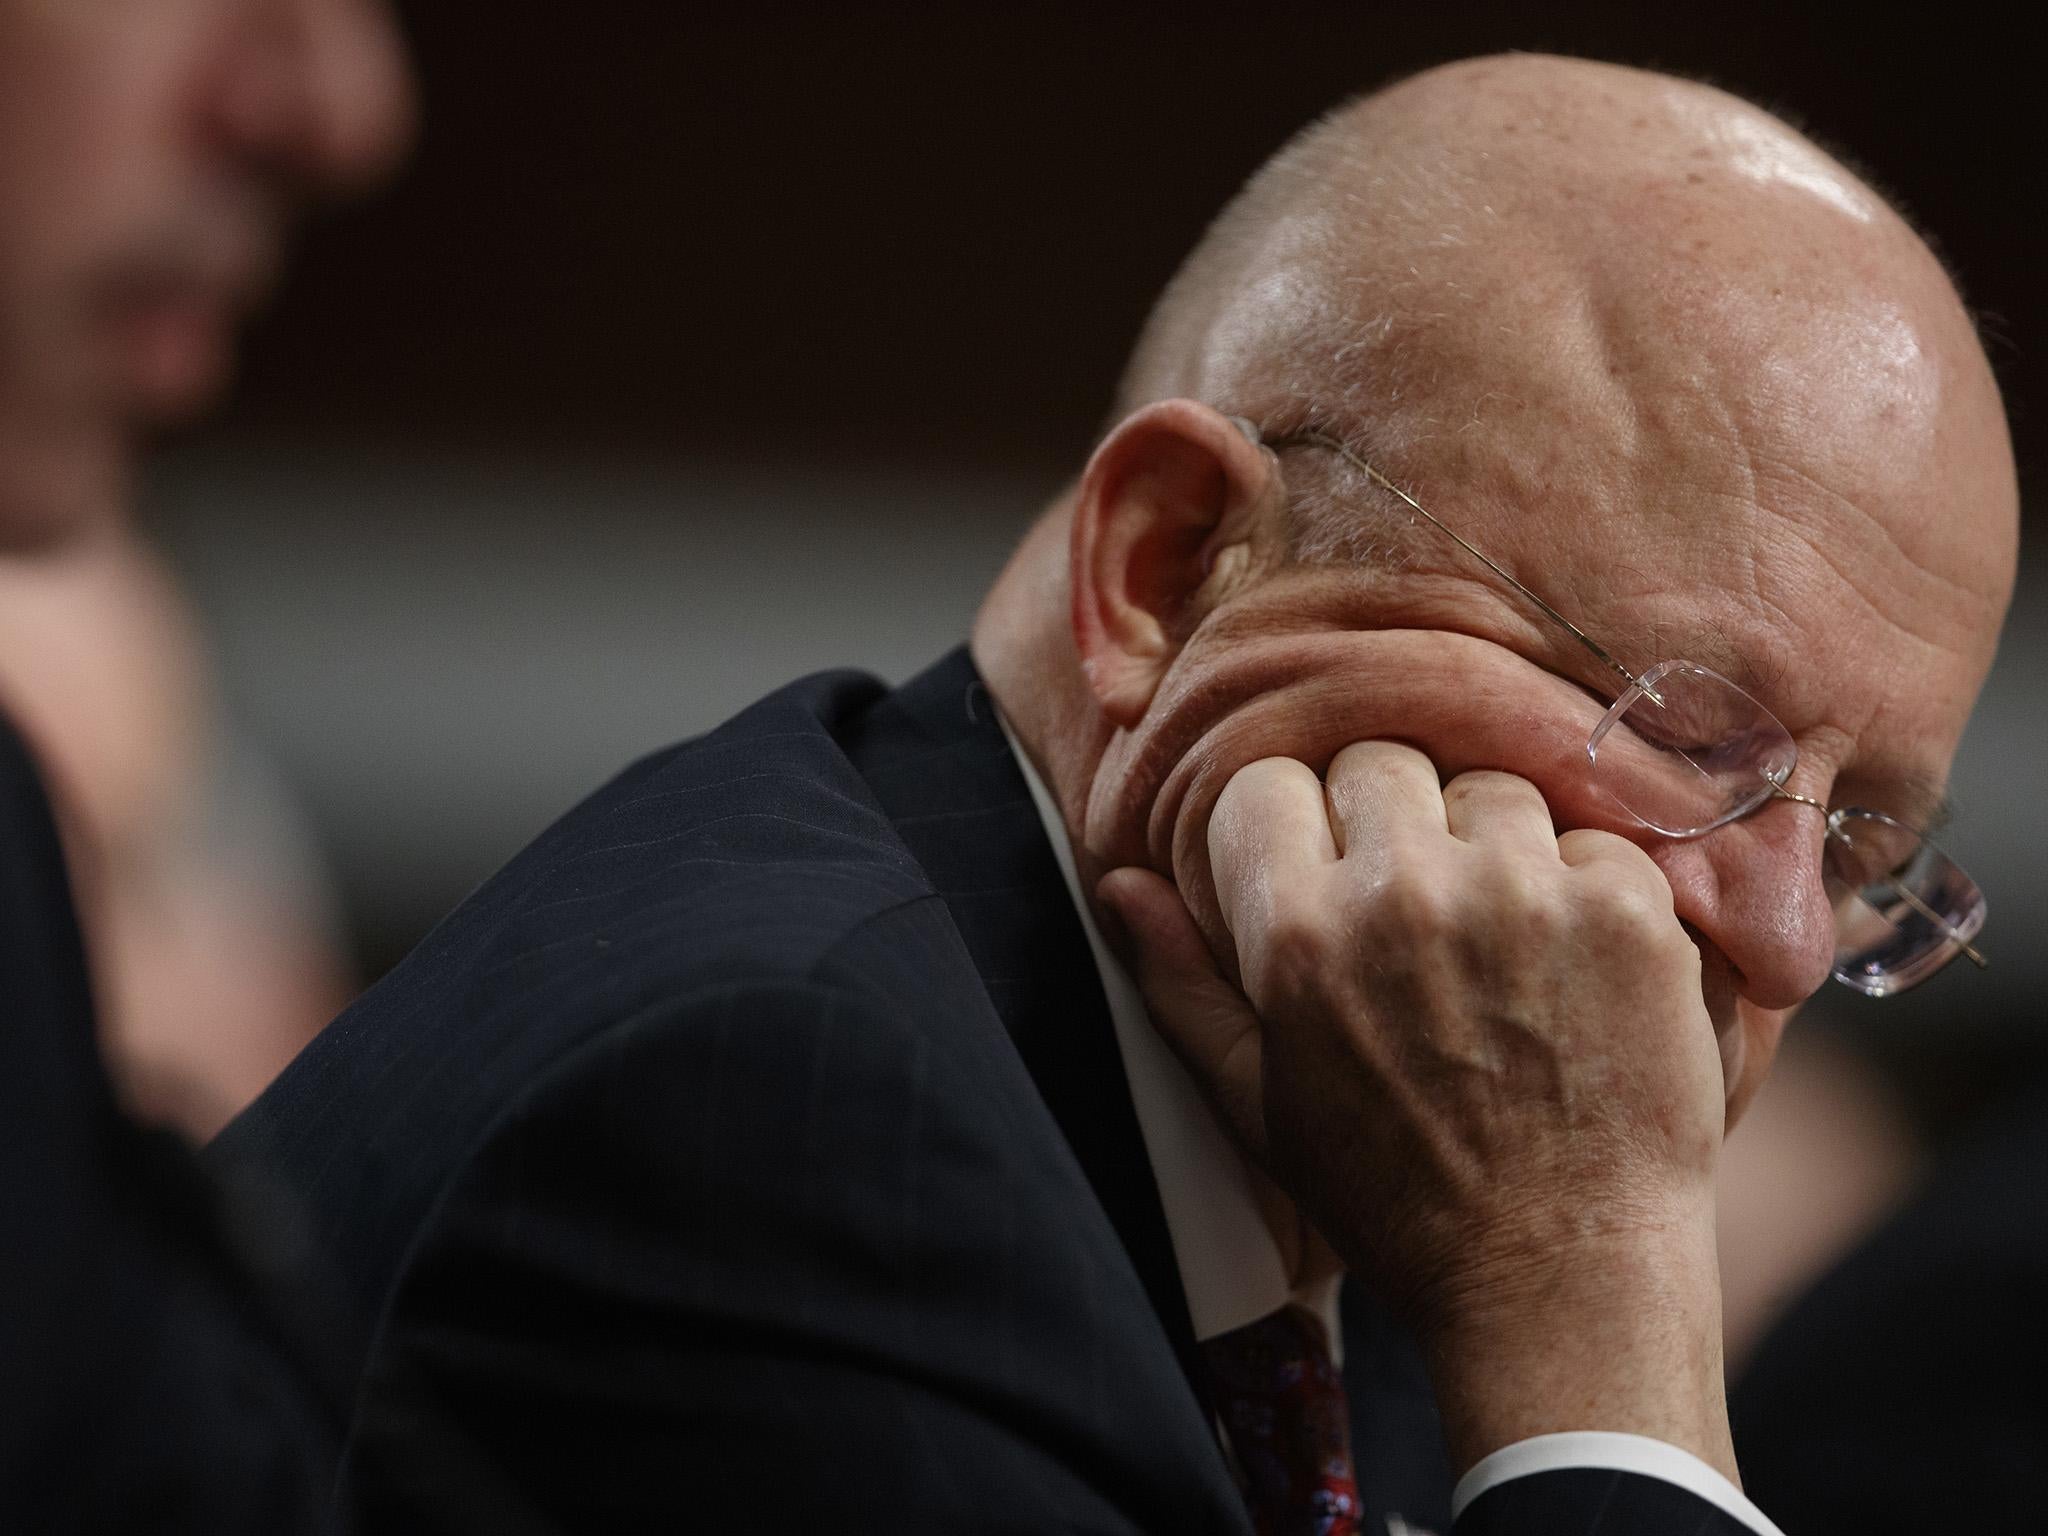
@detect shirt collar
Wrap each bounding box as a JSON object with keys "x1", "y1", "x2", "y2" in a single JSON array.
[{"x1": 994, "y1": 709, "x2": 1341, "y2": 1352}]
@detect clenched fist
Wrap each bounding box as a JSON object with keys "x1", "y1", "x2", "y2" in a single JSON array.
[{"x1": 1096, "y1": 741, "x2": 1739, "y2": 1478}]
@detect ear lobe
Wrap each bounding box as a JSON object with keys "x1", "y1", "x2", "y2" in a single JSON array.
[{"x1": 1070, "y1": 400, "x2": 1278, "y2": 728}]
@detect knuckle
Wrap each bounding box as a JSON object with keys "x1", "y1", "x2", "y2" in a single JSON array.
[
  {"x1": 1369, "y1": 864, "x2": 1453, "y2": 939},
  {"x1": 1559, "y1": 827, "x2": 1641, "y2": 864},
  {"x1": 1245, "y1": 755, "x2": 1312, "y2": 790},
  {"x1": 1583, "y1": 871, "x2": 1676, "y2": 939},
  {"x1": 1211, "y1": 758, "x2": 1307, "y2": 851},
  {"x1": 1216, "y1": 756, "x2": 1297, "y2": 813},
  {"x1": 1256, "y1": 902, "x2": 1337, "y2": 1000},
  {"x1": 1331, "y1": 738, "x2": 1433, "y2": 781},
  {"x1": 1483, "y1": 852, "x2": 1555, "y2": 926},
  {"x1": 1443, "y1": 767, "x2": 1537, "y2": 803}
]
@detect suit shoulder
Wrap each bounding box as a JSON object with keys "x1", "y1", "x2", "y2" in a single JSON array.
[
  {"x1": 210, "y1": 666, "x2": 953, "y2": 1314},
  {"x1": 436, "y1": 662, "x2": 932, "y2": 990}
]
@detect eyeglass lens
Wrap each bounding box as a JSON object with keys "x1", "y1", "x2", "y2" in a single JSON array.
[
  {"x1": 1824, "y1": 810, "x2": 1986, "y2": 996},
  {"x1": 1585, "y1": 660, "x2": 1983, "y2": 994},
  {"x1": 1586, "y1": 660, "x2": 1796, "y2": 838}
]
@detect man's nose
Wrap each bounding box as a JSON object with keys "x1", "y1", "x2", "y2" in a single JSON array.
[
  {"x1": 1648, "y1": 801, "x2": 1838, "y2": 1010},
  {"x1": 210, "y1": 0, "x2": 416, "y2": 196}
]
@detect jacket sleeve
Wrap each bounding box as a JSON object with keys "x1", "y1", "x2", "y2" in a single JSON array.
[
  {"x1": 1455, "y1": 1465, "x2": 1769, "y2": 1534},
  {"x1": 0, "y1": 1129, "x2": 351, "y2": 1536},
  {"x1": 0, "y1": 719, "x2": 345, "y2": 1535}
]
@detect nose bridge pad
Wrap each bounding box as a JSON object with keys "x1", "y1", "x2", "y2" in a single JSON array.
[{"x1": 1770, "y1": 785, "x2": 1830, "y2": 816}]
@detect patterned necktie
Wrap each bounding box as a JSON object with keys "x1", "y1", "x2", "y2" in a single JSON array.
[{"x1": 1202, "y1": 1303, "x2": 1362, "y2": 1536}]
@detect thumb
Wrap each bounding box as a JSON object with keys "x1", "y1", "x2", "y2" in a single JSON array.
[{"x1": 1094, "y1": 866, "x2": 1268, "y2": 1164}]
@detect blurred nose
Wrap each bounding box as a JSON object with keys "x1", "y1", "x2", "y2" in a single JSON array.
[
  {"x1": 1649, "y1": 797, "x2": 1838, "y2": 1010},
  {"x1": 212, "y1": 0, "x2": 416, "y2": 195}
]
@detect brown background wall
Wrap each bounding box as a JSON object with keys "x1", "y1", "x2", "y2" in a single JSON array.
[{"x1": 210, "y1": 1, "x2": 2040, "y2": 489}]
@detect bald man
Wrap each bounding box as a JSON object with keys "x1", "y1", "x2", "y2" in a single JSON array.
[{"x1": 213, "y1": 55, "x2": 2015, "y2": 1536}]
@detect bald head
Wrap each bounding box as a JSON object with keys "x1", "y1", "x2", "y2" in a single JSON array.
[
  {"x1": 1117, "y1": 55, "x2": 2009, "y2": 589},
  {"x1": 976, "y1": 52, "x2": 2017, "y2": 1110}
]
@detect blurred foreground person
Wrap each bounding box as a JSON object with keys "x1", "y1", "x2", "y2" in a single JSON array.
[
  {"x1": 0, "y1": 0, "x2": 409, "y2": 1528},
  {"x1": 0, "y1": 0, "x2": 392, "y2": 1137},
  {"x1": 0, "y1": 533, "x2": 352, "y2": 1138},
  {"x1": 211, "y1": 56, "x2": 2015, "y2": 1536}
]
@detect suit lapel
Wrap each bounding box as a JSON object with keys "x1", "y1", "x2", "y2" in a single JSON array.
[{"x1": 842, "y1": 647, "x2": 1215, "y2": 1422}]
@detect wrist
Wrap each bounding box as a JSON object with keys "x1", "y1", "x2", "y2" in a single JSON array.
[{"x1": 1415, "y1": 1207, "x2": 1737, "y2": 1485}]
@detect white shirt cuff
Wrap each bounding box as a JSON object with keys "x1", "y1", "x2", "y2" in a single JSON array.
[{"x1": 1450, "y1": 1432, "x2": 1784, "y2": 1535}]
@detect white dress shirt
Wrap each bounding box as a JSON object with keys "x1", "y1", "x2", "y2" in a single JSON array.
[{"x1": 995, "y1": 717, "x2": 1781, "y2": 1536}]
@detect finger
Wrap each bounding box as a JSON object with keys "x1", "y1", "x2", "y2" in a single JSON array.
[
  {"x1": 1095, "y1": 867, "x2": 1269, "y2": 1163},
  {"x1": 1323, "y1": 739, "x2": 1447, "y2": 856},
  {"x1": 1556, "y1": 826, "x2": 1672, "y2": 899},
  {"x1": 1208, "y1": 757, "x2": 1337, "y2": 942},
  {"x1": 1442, "y1": 769, "x2": 1560, "y2": 857}
]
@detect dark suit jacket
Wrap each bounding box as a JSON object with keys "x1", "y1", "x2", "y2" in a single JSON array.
[
  {"x1": 204, "y1": 647, "x2": 1757, "y2": 1534},
  {"x1": 0, "y1": 711, "x2": 345, "y2": 1533}
]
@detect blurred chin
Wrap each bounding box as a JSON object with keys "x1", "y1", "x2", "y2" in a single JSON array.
[{"x1": 114, "y1": 302, "x2": 233, "y2": 421}]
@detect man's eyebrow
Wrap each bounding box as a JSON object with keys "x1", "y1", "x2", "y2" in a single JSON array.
[
  {"x1": 1557, "y1": 622, "x2": 1776, "y2": 703},
  {"x1": 1824, "y1": 763, "x2": 1954, "y2": 832},
  {"x1": 1641, "y1": 623, "x2": 1789, "y2": 701}
]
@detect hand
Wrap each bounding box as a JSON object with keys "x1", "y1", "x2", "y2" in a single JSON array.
[{"x1": 1096, "y1": 742, "x2": 1738, "y2": 1475}]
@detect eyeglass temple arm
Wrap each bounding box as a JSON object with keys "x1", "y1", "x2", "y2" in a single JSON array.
[
  {"x1": 1879, "y1": 871, "x2": 1988, "y2": 969},
  {"x1": 1264, "y1": 427, "x2": 1646, "y2": 696}
]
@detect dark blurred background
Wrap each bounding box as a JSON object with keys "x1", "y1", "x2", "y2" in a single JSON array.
[{"x1": 147, "y1": 1, "x2": 2043, "y2": 1135}]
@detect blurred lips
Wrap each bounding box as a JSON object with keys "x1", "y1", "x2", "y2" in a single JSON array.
[{"x1": 90, "y1": 221, "x2": 277, "y2": 417}]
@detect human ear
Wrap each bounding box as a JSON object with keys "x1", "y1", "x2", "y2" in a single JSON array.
[{"x1": 1069, "y1": 400, "x2": 1279, "y2": 728}]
